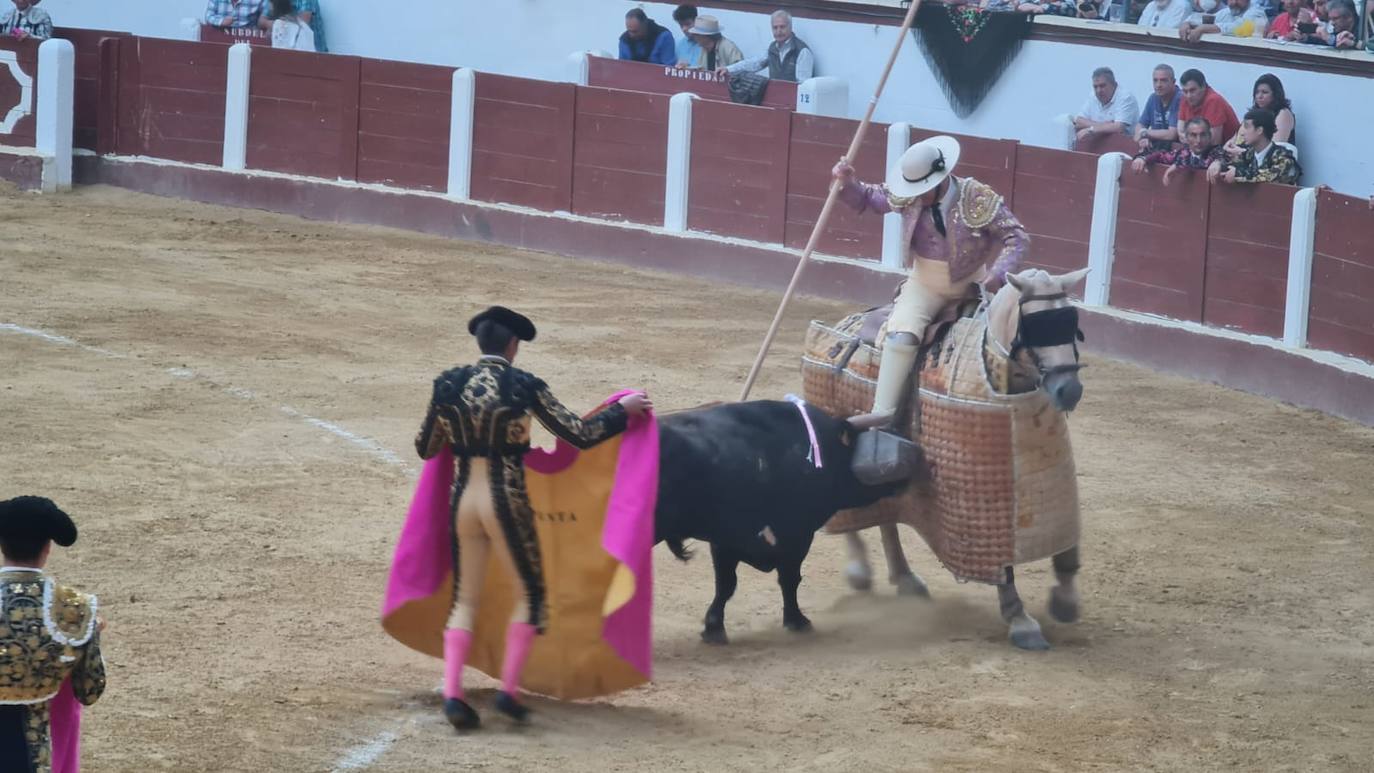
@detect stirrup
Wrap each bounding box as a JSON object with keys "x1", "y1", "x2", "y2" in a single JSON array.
[{"x1": 851, "y1": 428, "x2": 921, "y2": 485}]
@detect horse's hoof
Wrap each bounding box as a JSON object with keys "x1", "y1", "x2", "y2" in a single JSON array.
[
  {"x1": 894, "y1": 573, "x2": 931, "y2": 599},
  {"x1": 1010, "y1": 629, "x2": 1051, "y2": 651},
  {"x1": 1048, "y1": 588, "x2": 1080, "y2": 624},
  {"x1": 783, "y1": 615, "x2": 813, "y2": 633},
  {"x1": 701, "y1": 627, "x2": 729, "y2": 645},
  {"x1": 845, "y1": 562, "x2": 873, "y2": 592}
]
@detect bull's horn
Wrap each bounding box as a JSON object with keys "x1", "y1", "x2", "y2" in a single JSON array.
[{"x1": 845, "y1": 412, "x2": 892, "y2": 431}]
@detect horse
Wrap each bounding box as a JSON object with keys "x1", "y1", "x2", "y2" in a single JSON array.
[{"x1": 800, "y1": 267, "x2": 1089, "y2": 650}]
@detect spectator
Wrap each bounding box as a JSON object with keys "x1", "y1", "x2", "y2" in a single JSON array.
[
  {"x1": 723, "y1": 10, "x2": 814, "y2": 82},
  {"x1": 1075, "y1": 0, "x2": 1105, "y2": 18},
  {"x1": 1246, "y1": 74, "x2": 1296, "y2": 145},
  {"x1": 258, "y1": 0, "x2": 326, "y2": 52},
  {"x1": 619, "y1": 8, "x2": 676, "y2": 66},
  {"x1": 1367, "y1": 1, "x2": 1373, "y2": 52},
  {"x1": 1208, "y1": 109, "x2": 1302, "y2": 185},
  {"x1": 1131, "y1": 117, "x2": 1226, "y2": 186},
  {"x1": 1319, "y1": 0, "x2": 1360, "y2": 47},
  {"x1": 0, "y1": 0, "x2": 50, "y2": 40},
  {"x1": 264, "y1": 0, "x2": 314, "y2": 51},
  {"x1": 1177, "y1": 69, "x2": 1239, "y2": 147},
  {"x1": 1005, "y1": 0, "x2": 1078, "y2": 16},
  {"x1": 205, "y1": 0, "x2": 264, "y2": 29},
  {"x1": 1073, "y1": 67, "x2": 1139, "y2": 142},
  {"x1": 680, "y1": 16, "x2": 743, "y2": 71},
  {"x1": 1134, "y1": 64, "x2": 1182, "y2": 152},
  {"x1": 1181, "y1": 0, "x2": 1269, "y2": 40},
  {"x1": 1138, "y1": 0, "x2": 1192, "y2": 26},
  {"x1": 1266, "y1": 0, "x2": 1310, "y2": 38},
  {"x1": 673, "y1": 5, "x2": 701, "y2": 67}
]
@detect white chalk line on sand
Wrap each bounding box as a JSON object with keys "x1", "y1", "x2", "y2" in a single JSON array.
[
  {"x1": 2, "y1": 322, "x2": 411, "y2": 471},
  {"x1": 329, "y1": 729, "x2": 402, "y2": 773},
  {"x1": 6, "y1": 321, "x2": 418, "y2": 769}
]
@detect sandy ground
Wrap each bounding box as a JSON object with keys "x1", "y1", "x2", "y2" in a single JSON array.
[{"x1": 1, "y1": 184, "x2": 1371, "y2": 772}]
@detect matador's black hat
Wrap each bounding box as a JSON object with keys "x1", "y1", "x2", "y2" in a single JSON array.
[
  {"x1": 0, "y1": 496, "x2": 78, "y2": 547},
  {"x1": 468, "y1": 306, "x2": 537, "y2": 342}
]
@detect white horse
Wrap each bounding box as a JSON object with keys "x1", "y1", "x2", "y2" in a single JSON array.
[{"x1": 839, "y1": 268, "x2": 1089, "y2": 650}]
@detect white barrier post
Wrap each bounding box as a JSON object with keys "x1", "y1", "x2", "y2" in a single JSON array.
[
  {"x1": 1084, "y1": 152, "x2": 1128, "y2": 307},
  {"x1": 222, "y1": 43, "x2": 251, "y2": 171},
  {"x1": 1283, "y1": 187, "x2": 1318, "y2": 348},
  {"x1": 36, "y1": 39, "x2": 74, "y2": 193},
  {"x1": 664, "y1": 92, "x2": 697, "y2": 232},
  {"x1": 881, "y1": 122, "x2": 910, "y2": 269},
  {"x1": 447, "y1": 68, "x2": 476, "y2": 200},
  {"x1": 796, "y1": 76, "x2": 849, "y2": 118}
]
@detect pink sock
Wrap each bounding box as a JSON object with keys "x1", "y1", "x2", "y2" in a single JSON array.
[
  {"x1": 443, "y1": 628, "x2": 472, "y2": 700},
  {"x1": 500, "y1": 622, "x2": 536, "y2": 696}
]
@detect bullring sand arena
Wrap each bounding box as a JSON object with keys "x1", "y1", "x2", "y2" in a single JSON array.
[{"x1": 3, "y1": 183, "x2": 1372, "y2": 771}]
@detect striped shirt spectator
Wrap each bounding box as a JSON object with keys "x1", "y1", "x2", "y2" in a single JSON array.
[{"x1": 205, "y1": 0, "x2": 264, "y2": 29}]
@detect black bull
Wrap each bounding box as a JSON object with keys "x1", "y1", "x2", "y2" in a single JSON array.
[{"x1": 652, "y1": 400, "x2": 902, "y2": 644}]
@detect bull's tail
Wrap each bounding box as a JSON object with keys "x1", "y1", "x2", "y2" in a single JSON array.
[{"x1": 666, "y1": 537, "x2": 693, "y2": 562}]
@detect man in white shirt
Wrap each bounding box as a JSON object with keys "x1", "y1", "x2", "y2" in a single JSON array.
[
  {"x1": 722, "y1": 9, "x2": 814, "y2": 82},
  {"x1": 1073, "y1": 67, "x2": 1140, "y2": 141},
  {"x1": 1138, "y1": 0, "x2": 1192, "y2": 28},
  {"x1": 1181, "y1": 0, "x2": 1269, "y2": 41}
]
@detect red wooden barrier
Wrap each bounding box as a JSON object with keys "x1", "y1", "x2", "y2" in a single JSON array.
[
  {"x1": 1074, "y1": 131, "x2": 1141, "y2": 157},
  {"x1": 1010, "y1": 146, "x2": 1094, "y2": 274},
  {"x1": 910, "y1": 128, "x2": 1018, "y2": 207},
  {"x1": 0, "y1": 38, "x2": 40, "y2": 148},
  {"x1": 470, "y1": 73, "x2": 575, "y2": 212},
  {"x1": 784, "y1": 113, "x2": 884, "y2": 260},
  {"x1": 54, "y1": 28, "x2": 130, "y2": 151},
  {"x1": 357, "y1": 58, "x2": 451, "y2": 192},
  {"x1": 246, "y1": 48, "x2": 360, "y2": 180},
  {"x1": 586, "y1": 57, "x2": 797, "y2": 110},
  {"x1": 116, "y1": 38, "x2": 227, "y2": 165},
  {"x1": 687, "y1": 99, "x2": 791, "y2": 244},
  {"x1": 1310, "y1": 190, "x2": 1374, "y2": 361},
  {"x1": 571, "y1": 86, "x2": 669, "y2": 225},
  {"x1": 1111, "y1": 164, "x2": 1210, "y2": 322},
  {"x1": 1202, "y1": 182, "x2": 1293, "y2": 337}
]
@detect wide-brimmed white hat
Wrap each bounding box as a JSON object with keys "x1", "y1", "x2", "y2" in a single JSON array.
[
  {"x1": 886, "y1": 136, "x2": 961, "y2": 198},
  {"x1": 688, "y1": 16, "x2": 723, "y2": 36}
]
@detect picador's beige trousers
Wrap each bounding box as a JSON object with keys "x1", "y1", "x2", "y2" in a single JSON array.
[
  {"x1": 445, "y1": 458, "x2": 533, "y2": 632},
  {"x1": 872, "y1": 258, "x2": 988, "y2": 416}
]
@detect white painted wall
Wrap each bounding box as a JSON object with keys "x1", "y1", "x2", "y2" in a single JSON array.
[{"x1": 42, "y1": 0, "x2": 1374, "y2": 196}]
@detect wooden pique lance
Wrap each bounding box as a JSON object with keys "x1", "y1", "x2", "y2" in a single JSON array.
[{"x1": 738, "y1": 0, "x2": 923, "y2": 401}]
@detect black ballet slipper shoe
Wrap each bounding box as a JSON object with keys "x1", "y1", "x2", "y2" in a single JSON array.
[
  {"x1": 494, "y1": 691, "x2": 530, "y2": 723},
  {"x1": 444, "y1": 697, "x2": 481, "y2": 730}
]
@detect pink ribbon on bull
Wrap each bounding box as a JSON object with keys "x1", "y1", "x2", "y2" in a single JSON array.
[{"x1": 784, "y1": 394, "x2": 823, "y2": 470}]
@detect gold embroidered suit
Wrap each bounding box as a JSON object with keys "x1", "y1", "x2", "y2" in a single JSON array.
[{"x1": 0, "y1": 571, "x2": 105, "y2": 773}]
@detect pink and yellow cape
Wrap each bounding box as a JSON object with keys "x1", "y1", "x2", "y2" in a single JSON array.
[{"x1": 380, "y1": 393, "x2": 657, "y2": 700}]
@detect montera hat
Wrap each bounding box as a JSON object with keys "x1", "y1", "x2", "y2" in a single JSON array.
[
  {"x1": 0, "y1": 496, "x2": 78, "y2": 547},
  {"x1": 887, "y1": 135, "x2": 961, "y2": 199},
  {"x1": 467, "y1": 306, "x2": 537, "y2": 342}
]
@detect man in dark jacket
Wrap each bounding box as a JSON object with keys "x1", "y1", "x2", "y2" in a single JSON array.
[{"x1": 619, "y1": 8, "x2": 676, "y2": 65}]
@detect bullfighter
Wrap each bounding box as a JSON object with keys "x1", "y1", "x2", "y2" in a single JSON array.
[
  {"x1": 0, "y1": 496, "x2": 106, "y2": 773},
  {"x1": 832, "y1": 136, "x2": 1030, "y2": 432},
  {"x1": 412, "y1": 306, "x2": 651, "y2": 729}
]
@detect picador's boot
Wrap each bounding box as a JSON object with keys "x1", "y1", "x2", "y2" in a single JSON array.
[
  {"x1": 851, "y1": 337, "x2": 921, "y2": 485},
  {"x1": 442, "y1": 628, "x2": 480, "y2": 730},
  {"x1": 870, "y1": 337, "x2": 919, "y2": 426},
  {"x1": 494, "y1": 622, "x2": 536, "y2": 723}
]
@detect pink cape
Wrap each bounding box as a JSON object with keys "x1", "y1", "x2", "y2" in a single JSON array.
[
  {"x1": 50, "y1": 679, "x2": 81, "y2": 773},
  {"x1": 381, "y1": 392, "x2": 657, "y2": 691}
]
